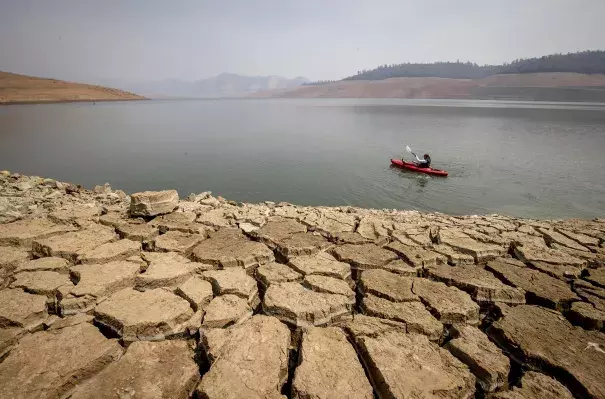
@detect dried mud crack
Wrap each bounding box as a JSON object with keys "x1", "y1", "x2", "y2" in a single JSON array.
[{"x1": 0, "y1": 170, "x2": 604, "y2": 398}]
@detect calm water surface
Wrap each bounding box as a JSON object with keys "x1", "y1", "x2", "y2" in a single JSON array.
[{"x1": 1, "y1": 98, "x2": 605, "y2": 219}]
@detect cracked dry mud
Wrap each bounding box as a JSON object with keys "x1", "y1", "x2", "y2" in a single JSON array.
[{"x1": 0, "y1": 171, "x2": 604, "y2": 398}]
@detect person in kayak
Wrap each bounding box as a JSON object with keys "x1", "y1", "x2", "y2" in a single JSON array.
[{"x1": 412, "y1": 152, "x2": 431, "y2": 168}]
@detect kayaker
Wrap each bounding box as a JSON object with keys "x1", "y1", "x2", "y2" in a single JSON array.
[{"x1": 412, "y1": 152, "x2": 431, "y2": 168}]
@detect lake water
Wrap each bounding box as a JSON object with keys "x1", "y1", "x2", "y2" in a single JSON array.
[{"x1": 1, "y1": 98, "x2": 605, "y2": 219}]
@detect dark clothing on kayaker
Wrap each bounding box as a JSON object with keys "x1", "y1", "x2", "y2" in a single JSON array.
[{"x1": 414, "y1": 154, "x2": 431, "y2": 168}]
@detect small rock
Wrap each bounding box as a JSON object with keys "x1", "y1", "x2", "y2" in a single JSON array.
[
  {"x1": 256, "y1": 262, "x2": 303, "y2": 289},
  {"x1": 0, "y1": 289, "x2": 48, "y2": 330},
  {"x1": 135, "y1": 253, "x2": 198, "y2": 291},
  {"x1": 486, "y1": 258, "x2": 580, "y2": 311},
  {"x1": 195, "y1": 315, "x2": 290, "y2": 399},
  {"x1": 197, "y1": 191, "x2": 212, "y2": 200},
  {"x1": 49, "y1": 204, "x2": 100, "y2": 224},
  {"x1": 14, "y1": 257, "x2": 70, "y2": 274},
  {"x1": 555, "y1": 228, "x2": 600, "y2": 248},
  {"x1": 275, "y1": 232, "x2": 331, "y2": 258},
  {"x1": 32, "y1": 227, "x2": 117, "y2": 263},
  {"x1": 538, "y1": 227, "x2": 590, "y2": 252},
  {"x1": 191, "y1": 229, "x2": 274, "y2": 271},
  {"x1": 438, "y1": 229, "x2": 505, "y2": 262},
  {"x1": 150, "y1": 211, "x2": 208, "y2": 234},
  {"x1": 0, "y1": 323, "x2": 123, "y2": 399},
  {"x1": 0, "y1": 327, "x2": 26, "y2": 359},
  {"x1": 198, "y1": 327, "x2": 231, "y2": 363},
  {"x1": 331, "y1": 243, "x2": 398, "y2": 271},
  {"x1": 238, "y1": 222, "x2": 259, "y2": 234},
  {"x1": 98, "y1": 211, "x2": 127, "y2": 228},
  {"x1": 77, "y1": 239, "x2": 141, "y2": 264},
  {"x1": 492, "y1": 371, "x2": 573, "y2": 399},
  {"x1": 381, "y1": 259, "x2": 421, "y2": 276},
  {"x1": 358, "y1": 269, "x2": 419, "y2": 303},
  {"x1": 288, "y1": 252, "x2": 352, "y2": 282},
  {"x1": 0, "y1": 219, "x2": 77, "y2": 247},
  {"x1": 253, "y1": 217, "x2": 307, "y2": 248},
  {"x1": 585, "y1": 268, "x2": 605, "y2": 288},
  {"x1": 299, "y1": 209, "x2": 357, "y2": 236},
  {"x1": 60, "y1": 261, "x2": 140, "y2": 315},
  {"x1": 68, "y1": 340, "x2": 199, "y2": 399},
  {"x1": 488, "y1": 304, "x2": 605, "y2": 399},
  {"x1": 94, "y1": 288, "x2": 194, "y2": 341},
  {"x1": 529, "y1": 260, "x2": 583, "y2": 280},
  {"x1": 338, "y1": 314, "x2": 407, "y2": 338},
  {"x1": 200, "y1": 196, "x2": 221, "y2": 208},
  {"x1": 10, "y1": 270, "x2": 74, "y2": 298},
  {"x1": 432, "y1": 244, "x2": 476, "y2": 265},
  {"x1": 361, "y1": 294, "x2": 443, "y2": 342},
  {"x1": 154, "y1": 230, "x2": 205, "y2": 255},
  {"x1": 386, "y1": 241, "x2": 446, "y2": 268},
  {"x1": 46, "y1": 313, "x2": 94, "y2": 330},
  {"x1": 356, "y1": 216, "x2": 390, "y2": 243},
  {"x1": 65, "y1": 183, "x2": 81, "y2": 194},
  {"x1": 551, "y1": 243, "x2": 605, "y2": 269},
  {"x1": 331, "y1": 231, "x2": 374, "y2": 245},
  {"x1": 202, "y1": 294, "x2": 252, "y2": 328},
  {"x1": 426, "y1": 263, "x2": 526, "y2": 305},
  {"x1": 445, "y1": 324, "x2": 510, "y2": 392},
  {"x1": 292, "y1": 327, "x2": 373, "y2": 399},
  {"x1": 93, "y1": 182, "x2": 112, "y2": 195},
  {"x1": 0, "y1": 246, "x2": 30, "y2": 278},
  {"x1": 202, "y1": 268, "x2": 259, "y2": 307},
  {"x1": 412, "y1": 278, "x2": 480, "y2": 325},
  {"x1": 44, "y1": 190, "x2": 63, "y2": 200},
  {"x1": 116, "y1": 221, "x2": 159, "y2": 243},
  {"x1": 352, "y1": 330, "x2": 476, "y2": 398},
  {"x1": 129, "y1": 190, "x2": 179, "y2": 217},
  {"x1": 513, "y1": 242, "x2": 585, "y2": 267},
  {"x1": 175, "y1": 277, "x2": 214, "y2": 312},
  {"x1": 576, "y1": 288, "x2": 605, "y2": 313},
  {"x1": 196, "y1": 208, "x2": 232, "y2": 227},
  {"x1": 302, "y1": 274, "x2": 355, "y2": 301},
  {"x1": 567, "y1": 301, "x2": 605, "y2": 331},
  {"x1": 14, "y1": 181, "x2": 33, "y2": 191},
  {"x1": 263, "y1": 282, "x2": 353, "y2": 327}
]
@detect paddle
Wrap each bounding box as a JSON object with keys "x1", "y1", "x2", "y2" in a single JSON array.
[{"x1": 405, "y1": 145, "x2": 417, "y2": 159}]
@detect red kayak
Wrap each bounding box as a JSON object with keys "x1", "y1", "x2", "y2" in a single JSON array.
[{"x1": 390, "y1": 159, "x2": 448, "y2": 176}]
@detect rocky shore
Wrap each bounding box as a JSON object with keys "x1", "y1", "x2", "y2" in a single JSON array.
[{"x1": 0, "y1": 171, "x2": 604, "y2": 398}]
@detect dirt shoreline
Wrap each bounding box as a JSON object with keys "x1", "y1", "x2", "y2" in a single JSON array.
[{"x1": 0, "y1": 97, "x2": 150, "y2": 106}]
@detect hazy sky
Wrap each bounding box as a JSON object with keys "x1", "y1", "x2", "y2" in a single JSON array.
[{"x1": 1, "y1": 0, "x2": 604, "y2": 82}]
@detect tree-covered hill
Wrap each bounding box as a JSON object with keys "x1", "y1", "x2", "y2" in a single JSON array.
[{"x1": 305, "y1": 50, "x2": 605, "y2": 84}]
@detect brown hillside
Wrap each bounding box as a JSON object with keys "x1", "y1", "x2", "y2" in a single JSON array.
[
  {"x1": 250, "y1": 73, "x2": 605, "y2": 100},
  {"x1": 0, "y1": 71, "x2": 147, "y2": 104}
]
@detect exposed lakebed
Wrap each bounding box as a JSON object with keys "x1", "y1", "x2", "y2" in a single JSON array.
[{"x1": 0, "y1": 172, "x2": 604, "y2": 398}]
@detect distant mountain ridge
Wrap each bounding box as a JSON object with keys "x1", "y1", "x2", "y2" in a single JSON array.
[{"x1": 95, "y1": 74, "x2": 308, "y2": 99}]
